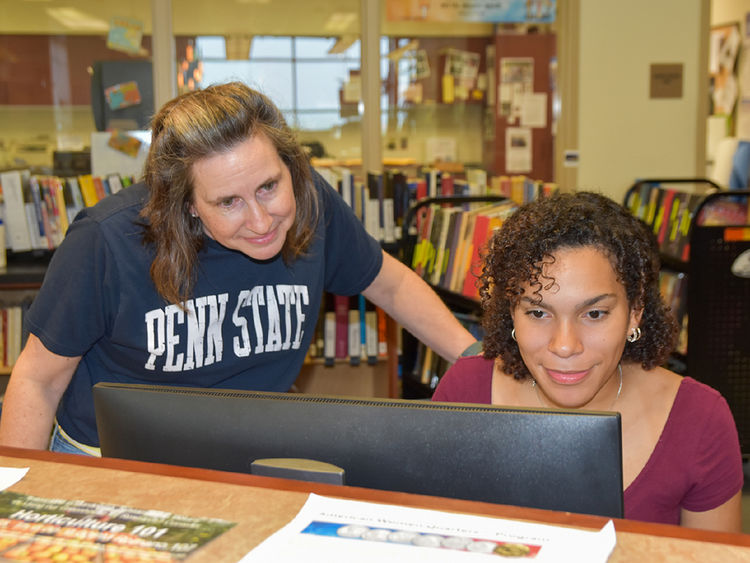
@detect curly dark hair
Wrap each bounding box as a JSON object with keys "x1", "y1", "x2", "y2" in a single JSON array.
[{"x1": 479, "y1": 191, "x2": 678, "y2": 380}]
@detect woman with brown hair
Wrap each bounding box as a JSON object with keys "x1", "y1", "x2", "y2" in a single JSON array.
[{"x1": 0, "y1": 82, "x2": 476, "y2": 455}]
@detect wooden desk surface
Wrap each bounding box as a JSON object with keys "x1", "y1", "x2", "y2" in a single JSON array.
[{"x1": 0, "y1": 446, "x2": 747, "y2": 562}]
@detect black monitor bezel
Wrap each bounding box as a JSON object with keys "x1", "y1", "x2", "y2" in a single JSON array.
[{"x1": 93, "y1": 383, "x2": 623, "y2": 517}]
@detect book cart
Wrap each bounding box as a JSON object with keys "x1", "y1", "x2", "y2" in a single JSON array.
[
  {"x1": 624, "y1": 179, "x2": 750, "y2": 455},
  {"x1": 398, "y1": 194, "x2": 510, "y2": 399}
]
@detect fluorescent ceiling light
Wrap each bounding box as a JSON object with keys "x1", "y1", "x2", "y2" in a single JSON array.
[
  {"x1": 324, "y1": 12, "x2": 357, "y2": 33},
  {"x1": 46, "y1": 7, "x2": 109, "y2": 31}
]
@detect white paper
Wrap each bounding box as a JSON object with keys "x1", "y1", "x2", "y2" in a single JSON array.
[
  {"x1": 240, "y1": 494, "x2": 616, "y2": 563},
  {"x1": 505, "y1": 127, "x2": 532, "y2": 173},
  {"x1": 425, "y1": 137, "x2": 457, "y2": 163},
  {"x1": 0, "y1": 467, "x2": 29, "y2": 490},
  {"x1": 519, "y1": 92, "x2": 547, "y2": 128}
]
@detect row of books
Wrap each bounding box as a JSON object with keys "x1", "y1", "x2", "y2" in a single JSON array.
[
  {"x1": 406, "y1": 311, "x2": 482, "y2": 391},
  {"x1": 305, "y1": 294, "x2": 394, "y2": 366},
  {"x1": 0, "y1": 169, "x2": 135, "y2": 254},
  {"x1": 489, "y1": 174, "x2": 559, "y2": 205},
  {"x1": 626, "y1": 184, "x2": 750, "y2": 367},
  {"x1": 659, "y1": 269, "x2": 688, "y2": 357},
  {"x1": 315, "y1": 165, "x2": 557, "y2": 246},
  {"x1": 0, "y1": 164, "x2": 557, "y2": 256},
  {"x1": 414, "y1": 169, "x2": 557, "y2": 205},
  {"x1": 0, "y1": 301, "x2": 31, "y2": 370},
  {"x1": 626, "y1": 182, "x2": 704, "y2": 263},
  {"x1": 411, "y1": 199, "x2": 518, "y2": 299}
]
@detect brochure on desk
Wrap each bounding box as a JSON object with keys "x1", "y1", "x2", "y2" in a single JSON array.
[
  {"x1": 0, "y1": 491, "x2": 235, "y2": 561},
  {"x1": 242, "y1": 494, "x2": 616, "y2": 562}
]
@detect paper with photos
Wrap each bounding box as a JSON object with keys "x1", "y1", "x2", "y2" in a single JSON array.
[{"x1": 241, "y1": 494, "x2": 616, "y2": 562}]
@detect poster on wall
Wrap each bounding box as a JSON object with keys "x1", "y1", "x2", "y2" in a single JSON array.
[
  {"x1": 736, "y1": 14, "x2": 750, "y2": 138},
  {"x1": 709, "y1": 22, "x2": 741, "y2": 118},
  {"x1": 444, "y1": 48, "x2": 481, "y2": 101},
  {"x1": 518, "y1": 92, "x2": 547, "y2": 128},
  {"x1": 386, "y1": 0, "x2": 555, "y2": 23},
  {"x1": 106, "y1": 16, "x2": 145, "y2": 55},
  {"x1": 498, "y1": 57, "x2": 534, "y2": 122},
  {"x1": 505, "y1": 127, "x2": 532, "y2": 173}
]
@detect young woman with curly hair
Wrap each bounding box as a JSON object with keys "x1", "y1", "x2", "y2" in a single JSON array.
[{"x1": 433, "y1": 191, "x2": 743, "y2": 532}]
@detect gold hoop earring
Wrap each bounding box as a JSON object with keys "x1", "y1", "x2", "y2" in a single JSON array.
[{"x1": 627, "y1": 327, "x2": 641, "y2": 343}]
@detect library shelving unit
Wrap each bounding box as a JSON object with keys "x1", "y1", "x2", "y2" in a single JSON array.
[
  {"x1": 0, "y1": 252, "x2": 49, "y2": 288},
  {"x1": 0, "y1": 250, "x2": 50, "y2": 385},
  {"x1": 624, "y1": 179, "x2": 750, "y2": 455},
  {"x1": 398, "y1": 194, "x2": 509, "y2": 399},
  {"x1": 0, "y1": 249, "x2": 403, "y2": 399},
  {"x1": 0, "y1": 259, "x2": 403, "y2": 402},
  {"x1": 0, "y1": 163, "x2": 406, "y2": 400}
]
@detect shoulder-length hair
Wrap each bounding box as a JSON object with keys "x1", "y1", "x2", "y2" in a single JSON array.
[
  {"x1": 141, "y1": 82, "x2": 318, "y2": 305},
  {"x1": 480, "y1": 191, "x2": 678, "y2": 380}
]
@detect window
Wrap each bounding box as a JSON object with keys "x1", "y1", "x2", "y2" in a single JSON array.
[{"x1": 195, "y1": 35, "x2": 368, "y2": 132}]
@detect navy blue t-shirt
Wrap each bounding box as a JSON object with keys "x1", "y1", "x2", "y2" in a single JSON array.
[{"x1": 26, "y1": 171, "x2": 383, "y2": 446}]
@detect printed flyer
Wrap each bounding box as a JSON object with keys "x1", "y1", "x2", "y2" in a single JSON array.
[
  {"x1": 0, "y1": 491, "x2": 235, "y2": 561},
  {"x1": 241, "y1": 494, "x2": 616, "y2": 562}
]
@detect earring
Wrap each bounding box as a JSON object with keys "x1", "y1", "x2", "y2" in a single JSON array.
[
  {"x1": 627, "y1": 327, "x2": 641, "y2": 343},
  {"x1": 190, "y1": 212, "x2": 198, "y2": 218},
  {"x1": 511, "y1": 328, "x2": 516, "y2": 341}
]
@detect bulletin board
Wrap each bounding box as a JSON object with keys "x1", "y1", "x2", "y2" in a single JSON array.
[{"x1": 483, "y1": 33, "x2": 556, "y2": 181}]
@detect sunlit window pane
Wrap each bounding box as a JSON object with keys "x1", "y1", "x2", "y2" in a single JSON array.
[
  {"x1": 199, "y1": 61, "x2": 293, "y2": 109},
  {"x1": 197, "y1": 34, "x2": 362, "y2": 133},
  {"x1": 343, "y1": 40, "x2": 361, "y2": 59},
  {"x1": 250, "y1": 36, "x2": 293, "y2": 59},
  {"x1": 381, "y1": 37, "x2": 390, "y2": 55},
  {"x1": 296, "y1": 61, "x2": 358, "y2": 110},
  {"x1": 296, "y1": 111, "x2": 344, "y2": 131},
  {"x1": 196, "y1": 36, "x2": 226, "y2": 59},
  {"x1": 294, "y1": 37, "x2": 337, "y2": 58}
]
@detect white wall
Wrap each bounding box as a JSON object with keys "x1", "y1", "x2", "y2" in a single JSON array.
[
  {"x1": 576, "y1": 0, "x2": 706, "y2": 201},
  {"x1": 712, "y1": 0, "x2": 750, "y2": 31}
]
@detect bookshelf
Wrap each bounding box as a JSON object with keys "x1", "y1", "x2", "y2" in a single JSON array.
[
  {"x1": 0, "y1": 254, "x2": 402, "y2": 398},
  {"x1": 0, "y1": 251, "x2": 49, "y2": 379},
  {"x1": 398, "y1": 194, "x2": 513, "y2": 399},
  {"x1": 302, "y1": 292, "x2": 400, "y2": 399},
  {"x1": 0, "y1": 164, "x2": 544, "y2": 399},
  {"x1": 0, "y1": 168, "x2": 404, "y2": 399},
  {"x1": 624, "y1": 179, "x2": 750, "y2": 454}
]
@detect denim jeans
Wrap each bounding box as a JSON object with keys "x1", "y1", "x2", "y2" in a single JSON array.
[{"x1": 49, "y1": 422, "x2": 100, "y2": 457}]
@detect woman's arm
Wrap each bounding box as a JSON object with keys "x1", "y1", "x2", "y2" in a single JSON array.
[
  {"x1": 681, "y1": 490, "x2": 742, "y2": 533},
  {"x1": 362, "y1": 251, "x2": 477, "y2": 363},
  {"x1": 0, "y1": 334, "x2": 80, "y2": 450}
]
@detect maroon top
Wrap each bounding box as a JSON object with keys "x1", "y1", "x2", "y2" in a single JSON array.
[{"x1": 432, "y1": 356, "x2": 744, "y2": 525}]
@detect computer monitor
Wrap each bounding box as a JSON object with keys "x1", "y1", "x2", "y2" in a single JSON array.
[{"x1": 93, "y1": 383, "x2": 623, "y2": 517}]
